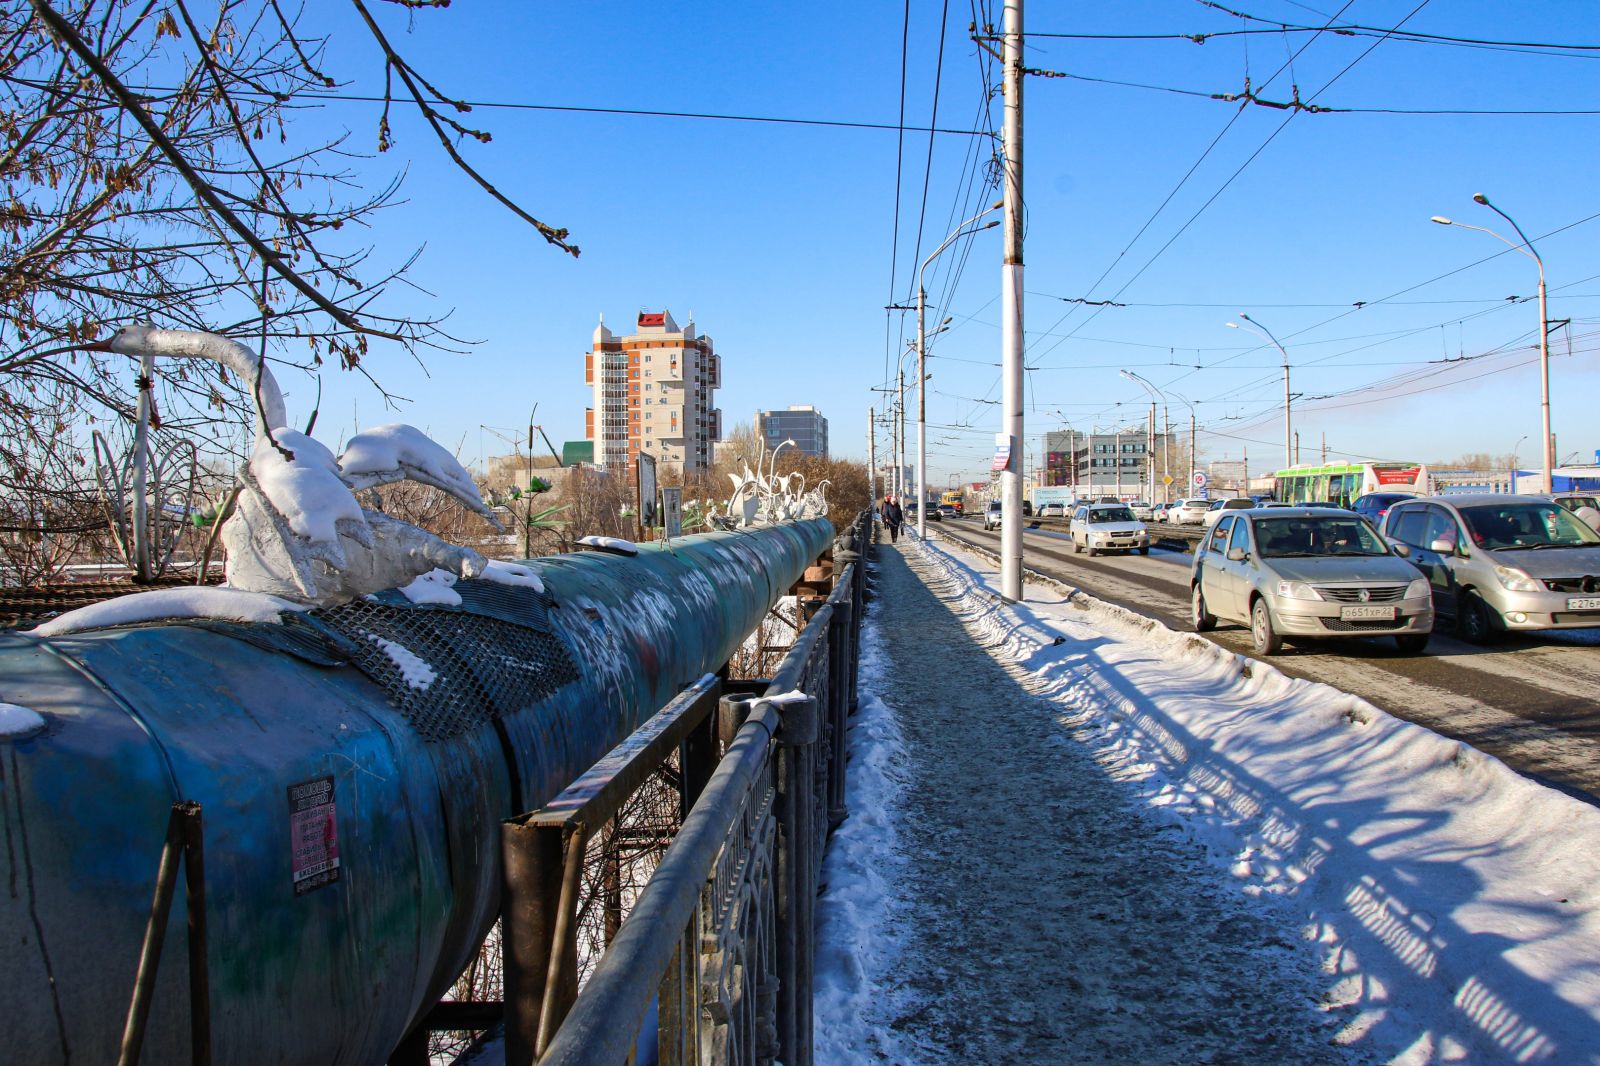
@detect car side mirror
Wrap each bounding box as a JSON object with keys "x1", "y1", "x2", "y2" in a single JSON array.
[
  {"x1": 1427, "y1": 537, "x2": 1455, "y2": 554},
  {"x1": 1226, "y1": 547, "x2": 1246, "y2": 562},
  {"x1": 1390, "y1": 542, "x2": 1411, "y2": 558}
]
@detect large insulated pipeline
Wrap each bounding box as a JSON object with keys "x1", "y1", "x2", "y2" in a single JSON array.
[{"x1": 0, "y1": 518, "x2": 833, "y2": 1065}]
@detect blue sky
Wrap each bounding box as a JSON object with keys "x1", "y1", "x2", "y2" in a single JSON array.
[{"x1": 283, "y1": 1, "x2": 1600, "y2": 483}]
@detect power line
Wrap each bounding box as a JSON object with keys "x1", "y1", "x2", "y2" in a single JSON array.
[{"x1": 266, "y1": 89, "x2": 995, "y2": 137}]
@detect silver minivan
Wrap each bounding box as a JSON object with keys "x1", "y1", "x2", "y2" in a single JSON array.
[
  {"x1": 1191, "y1": 507, "x2": 1433, "y2": 655},
  {"x1": 1381, "y1": 494, "x2": 1600, "y2": 642}
]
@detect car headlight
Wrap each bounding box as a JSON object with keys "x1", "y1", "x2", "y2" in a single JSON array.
[
  {"x1": 1274, "y1": 580, "x2": 1323, "y2": 601},
  {"x1": 1492, "y1": 565, "x2": 1541, "y2": 592},
  {"x1": 1405, "y1": 578, "x2": 1429, "y2": 599}
]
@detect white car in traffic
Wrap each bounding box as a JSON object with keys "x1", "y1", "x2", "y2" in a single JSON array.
[
  {"x1": 1168, "y1": 498, "x2": 1211, "y2": 525},
  {"x1": 1069, "y1": 503, "x2": 1150, "y2": 556},
  {"x1": 1202, "y1": 497, "x2": 1258, "y2": 529}
]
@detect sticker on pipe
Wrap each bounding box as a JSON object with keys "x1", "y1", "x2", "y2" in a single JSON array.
[{"x1": 288, "y1": 776, "x2": 341, "y2": 895}]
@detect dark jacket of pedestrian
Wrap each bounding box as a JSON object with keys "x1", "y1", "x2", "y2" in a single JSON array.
[{"x1": 883, "y1": 497, "x2": 904, "y2": 541}]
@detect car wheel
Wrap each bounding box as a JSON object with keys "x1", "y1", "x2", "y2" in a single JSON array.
[
  {"x1": 1139, "y1": 545, "x2": 1150, "y2": 556},
  {"x1": 1072, "y1": 537, "x2": 1082, "y2": 554},
  {"x1": 1394, "y1": 632, "x2": 1430, "y2": 654},
  {"x1": 1250, "y1": 597, "x2": 1282, "y2": 655},
  {"x1": 1086, "y1": 542, "x2": 1098, "y2": 557},
  {"x1": 1457, "y1": 591, "x2": 1500, "y2": 645},
  {"x1": 1192, "y1": 583, "x2": 1216, "y2": 632}
]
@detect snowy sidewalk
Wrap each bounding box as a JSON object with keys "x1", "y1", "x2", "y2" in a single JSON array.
[
  {"x1": 814, "y1": 535, "x2": 1600, "y2": 1065},
  {"x1": 815, "y1": 539, "x2": 1341, "y2": 1064}
]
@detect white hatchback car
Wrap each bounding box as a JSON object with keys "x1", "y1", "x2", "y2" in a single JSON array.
[
  {"x1": 1202, "y1": 497, "x2": 1258, "y2": 529},
  {"x1": 1069, "y1": 503, "x2": 1150, "y2": 556},
  {"x1": 1169, "y1": 498, "x2": 1212, "y2": 525}
]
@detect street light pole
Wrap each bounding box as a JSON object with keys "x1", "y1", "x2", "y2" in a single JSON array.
[
  {"x1": 1228, "y1": 314, "x2": 1292, "y2": 475},
  {"x1": 1511, "y1": 433, "x2": 1528, "y2": 493},
  {"x1": 915, "y1": 207, "x2": 1001, "y2": 538},
  {"x1": 1120, "y1": 369, "x2": 1166, "y2": 504},
  {"x1": 1171, "y1": 391, "x2": 1197, "y2": 494},
  {"x1": 870, "y1": 408, "x2": 880, "y2": 503},
  {"x1": 1432, "y1": 195, "x2": 1552, "y2": 493}
]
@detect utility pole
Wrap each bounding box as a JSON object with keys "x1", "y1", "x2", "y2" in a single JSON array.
[
  {"x1": 1243, "y1": 446, "x2": 1249, "y2": 498},
  {"x1": 896, "y1": 370, "x2": 906, "y2": 498},
  {"x1": 1115, "y1": 426, "x2": 1124, "y2": 499},
  {"x1": 1189, "y1": 410, "x2": 1196, "y2": 492},
  {"x1": 868, "y1": 407, "x2": 877, "y2": 506},
  {"x1": 1294, "y1": 431, "x2": 1300, "y2": 466},
  {"x1": 1321, "y1": 432, "x2": 1326, "y2": 465},
  {"x1": 999, "y1": 0, "x2": 1025, "y2": 600},
  {"x1": 1146, "y1": 401, "x2": 1155, "y2": 504}
]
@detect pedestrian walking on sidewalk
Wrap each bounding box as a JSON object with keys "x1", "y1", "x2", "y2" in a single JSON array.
[{"x1": 883, "y1": 495, "x2": 904, "y2": 543}]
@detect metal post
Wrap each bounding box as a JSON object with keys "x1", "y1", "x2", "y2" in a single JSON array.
[
  {"x1": 999, "y1": 0, "x2": 1025, "y2": 601},
  {"x1": 1161, "y1": 404, "x2": 1171, "y2": 504},
  {"x1": 1146, "y1": 401, "x2": 1155, "y2": 504},
  {"x1": 916, "y1": 286, "x2": 927, "y2": 538},
  {"x1": 1283, "y1": 351, "x2": 1292, "y2": 475},
  {"x1": 1538, "y1": 272, "x2": 1552, "y2": 493},
  {"x1": 179, "y1": 804, "x2": 211, "y2": 1066},
  {"x1": 867, "y1": 407, "x2": 877, "y2": 509},
  {"x1": 1190, "y1": 410, "x2": 1196, "y2": 490},
  {"x1": 502, "y1": 819, "x2": 568, "y2": 1066},
  {"x1": 896, "y1": 371, "x2": 905, "y2": 499},
  {"x1": 535, "y1": 823, "x2": 589, "y2": 1056},
  {"x1": 1115, "y1": 427, "x2": 1123, "y2": 499},
  {"x1": 131, "y1": 348, "x2": 154, "y2": 582},
  {"x1": 118, "y1": 806, "x2": 187, "y2": 1066}
]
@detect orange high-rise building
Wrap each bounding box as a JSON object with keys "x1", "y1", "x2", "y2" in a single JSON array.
[{"x1": 585, "y1": 309, "x2": 722, "y2": 480}]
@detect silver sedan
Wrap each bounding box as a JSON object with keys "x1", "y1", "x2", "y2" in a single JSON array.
[{"x1": 1191, "y1": 508, "x2": 1433, "y2": 655}]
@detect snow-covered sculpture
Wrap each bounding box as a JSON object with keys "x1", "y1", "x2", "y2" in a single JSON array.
[{"x1": 93, "y1": 325, "x2": 501, "y2": 607}]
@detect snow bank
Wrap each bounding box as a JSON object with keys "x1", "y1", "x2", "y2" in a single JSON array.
[
  {"x1": 813, "y1": 563, "x2": 916, "y2": 1064},
  {"x1": 31, "y1": 586, "x2": 307, "y2": 636},
  {"x1": 916, "y1": 536, "x2": 1600, "y2": 1064}
]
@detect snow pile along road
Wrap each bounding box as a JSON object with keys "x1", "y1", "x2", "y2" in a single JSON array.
[{"x1": 819, "y1": 537, "x2": 1600, "y2": 1064}]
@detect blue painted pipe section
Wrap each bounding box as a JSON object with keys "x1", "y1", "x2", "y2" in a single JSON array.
[{"x1": 0, "y1": 518, "x2": 832, "y2": 1065}]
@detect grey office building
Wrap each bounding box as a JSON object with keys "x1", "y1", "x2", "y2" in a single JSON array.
[{"x1": 757, "y1": 405, "x2": 829, "y2": 458}]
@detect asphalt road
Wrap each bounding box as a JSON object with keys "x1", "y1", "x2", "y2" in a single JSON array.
[{"x1": 933, "y1": 518, "x2": 1600, "y2": 807}]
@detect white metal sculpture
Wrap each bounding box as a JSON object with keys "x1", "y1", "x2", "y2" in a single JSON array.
[{"x1": 91, "y1": 325, "x2": 501, "y2": 607}]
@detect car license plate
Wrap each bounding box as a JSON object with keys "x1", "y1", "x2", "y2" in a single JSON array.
[
  {"x1": 1340, "y1": 605, "x2": 1396, "y2": 621},
  {"x1": 1567, "y1": 596, "x2": 1600, "y2": 611}
]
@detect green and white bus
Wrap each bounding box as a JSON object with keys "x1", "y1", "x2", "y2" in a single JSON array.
[{"x1": 1272, "y1": 462, "x2": 1430, "y2": 508}]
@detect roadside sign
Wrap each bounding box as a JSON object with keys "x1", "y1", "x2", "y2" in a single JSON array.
[
  {"x1": 1162, "y1": 474, "x2": 1174, "y2": 486},
  {"x1": 991, "y1": 433, "x2": 1011, "y2": 472},
  {"x1": 1191, "y1": 471, "x2": 1208, "y2": 489}
]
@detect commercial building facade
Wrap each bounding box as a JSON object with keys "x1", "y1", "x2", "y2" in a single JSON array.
[
  {"x1": 1043, "y1": 428, "x2": 1176, "y2": 499},
  {"x1": 585, "y1": 309, "x2": 722, "y2": 480},
  {"x1": 755, "y1": 405, "x2": 829, "y2": 458}
]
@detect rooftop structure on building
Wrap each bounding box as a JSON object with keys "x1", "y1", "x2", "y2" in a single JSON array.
[
  {"x1": 585, "y1": 309, "x2": 722, "y2": 480},
  {"x1": 756, "y1": 405, "x2": 829, "y2": 458}
]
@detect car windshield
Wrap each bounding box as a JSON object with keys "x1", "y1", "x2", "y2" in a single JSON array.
[
  {"x1": 1090, "y1": 507, "x2": 1135, "y2": 523},
  {"x1": 1559, "y1": 496, "x2": 1598, "y2": 511},
  {"x1": 1252, "y1": 516, "x2": 1387, "y2": 557},
  {"x1": 1460, "y1": 503, "x2": 1600, "y2": 550}
]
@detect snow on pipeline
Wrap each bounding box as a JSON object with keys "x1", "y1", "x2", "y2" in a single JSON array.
[{"x1": 901, "y1": 536, "x2": 1600, "y2": 1064}]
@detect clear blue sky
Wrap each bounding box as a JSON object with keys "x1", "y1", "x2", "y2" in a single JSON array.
[{"x1": 285, "y1": 1, "x2": 1599, "y2": 483}]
